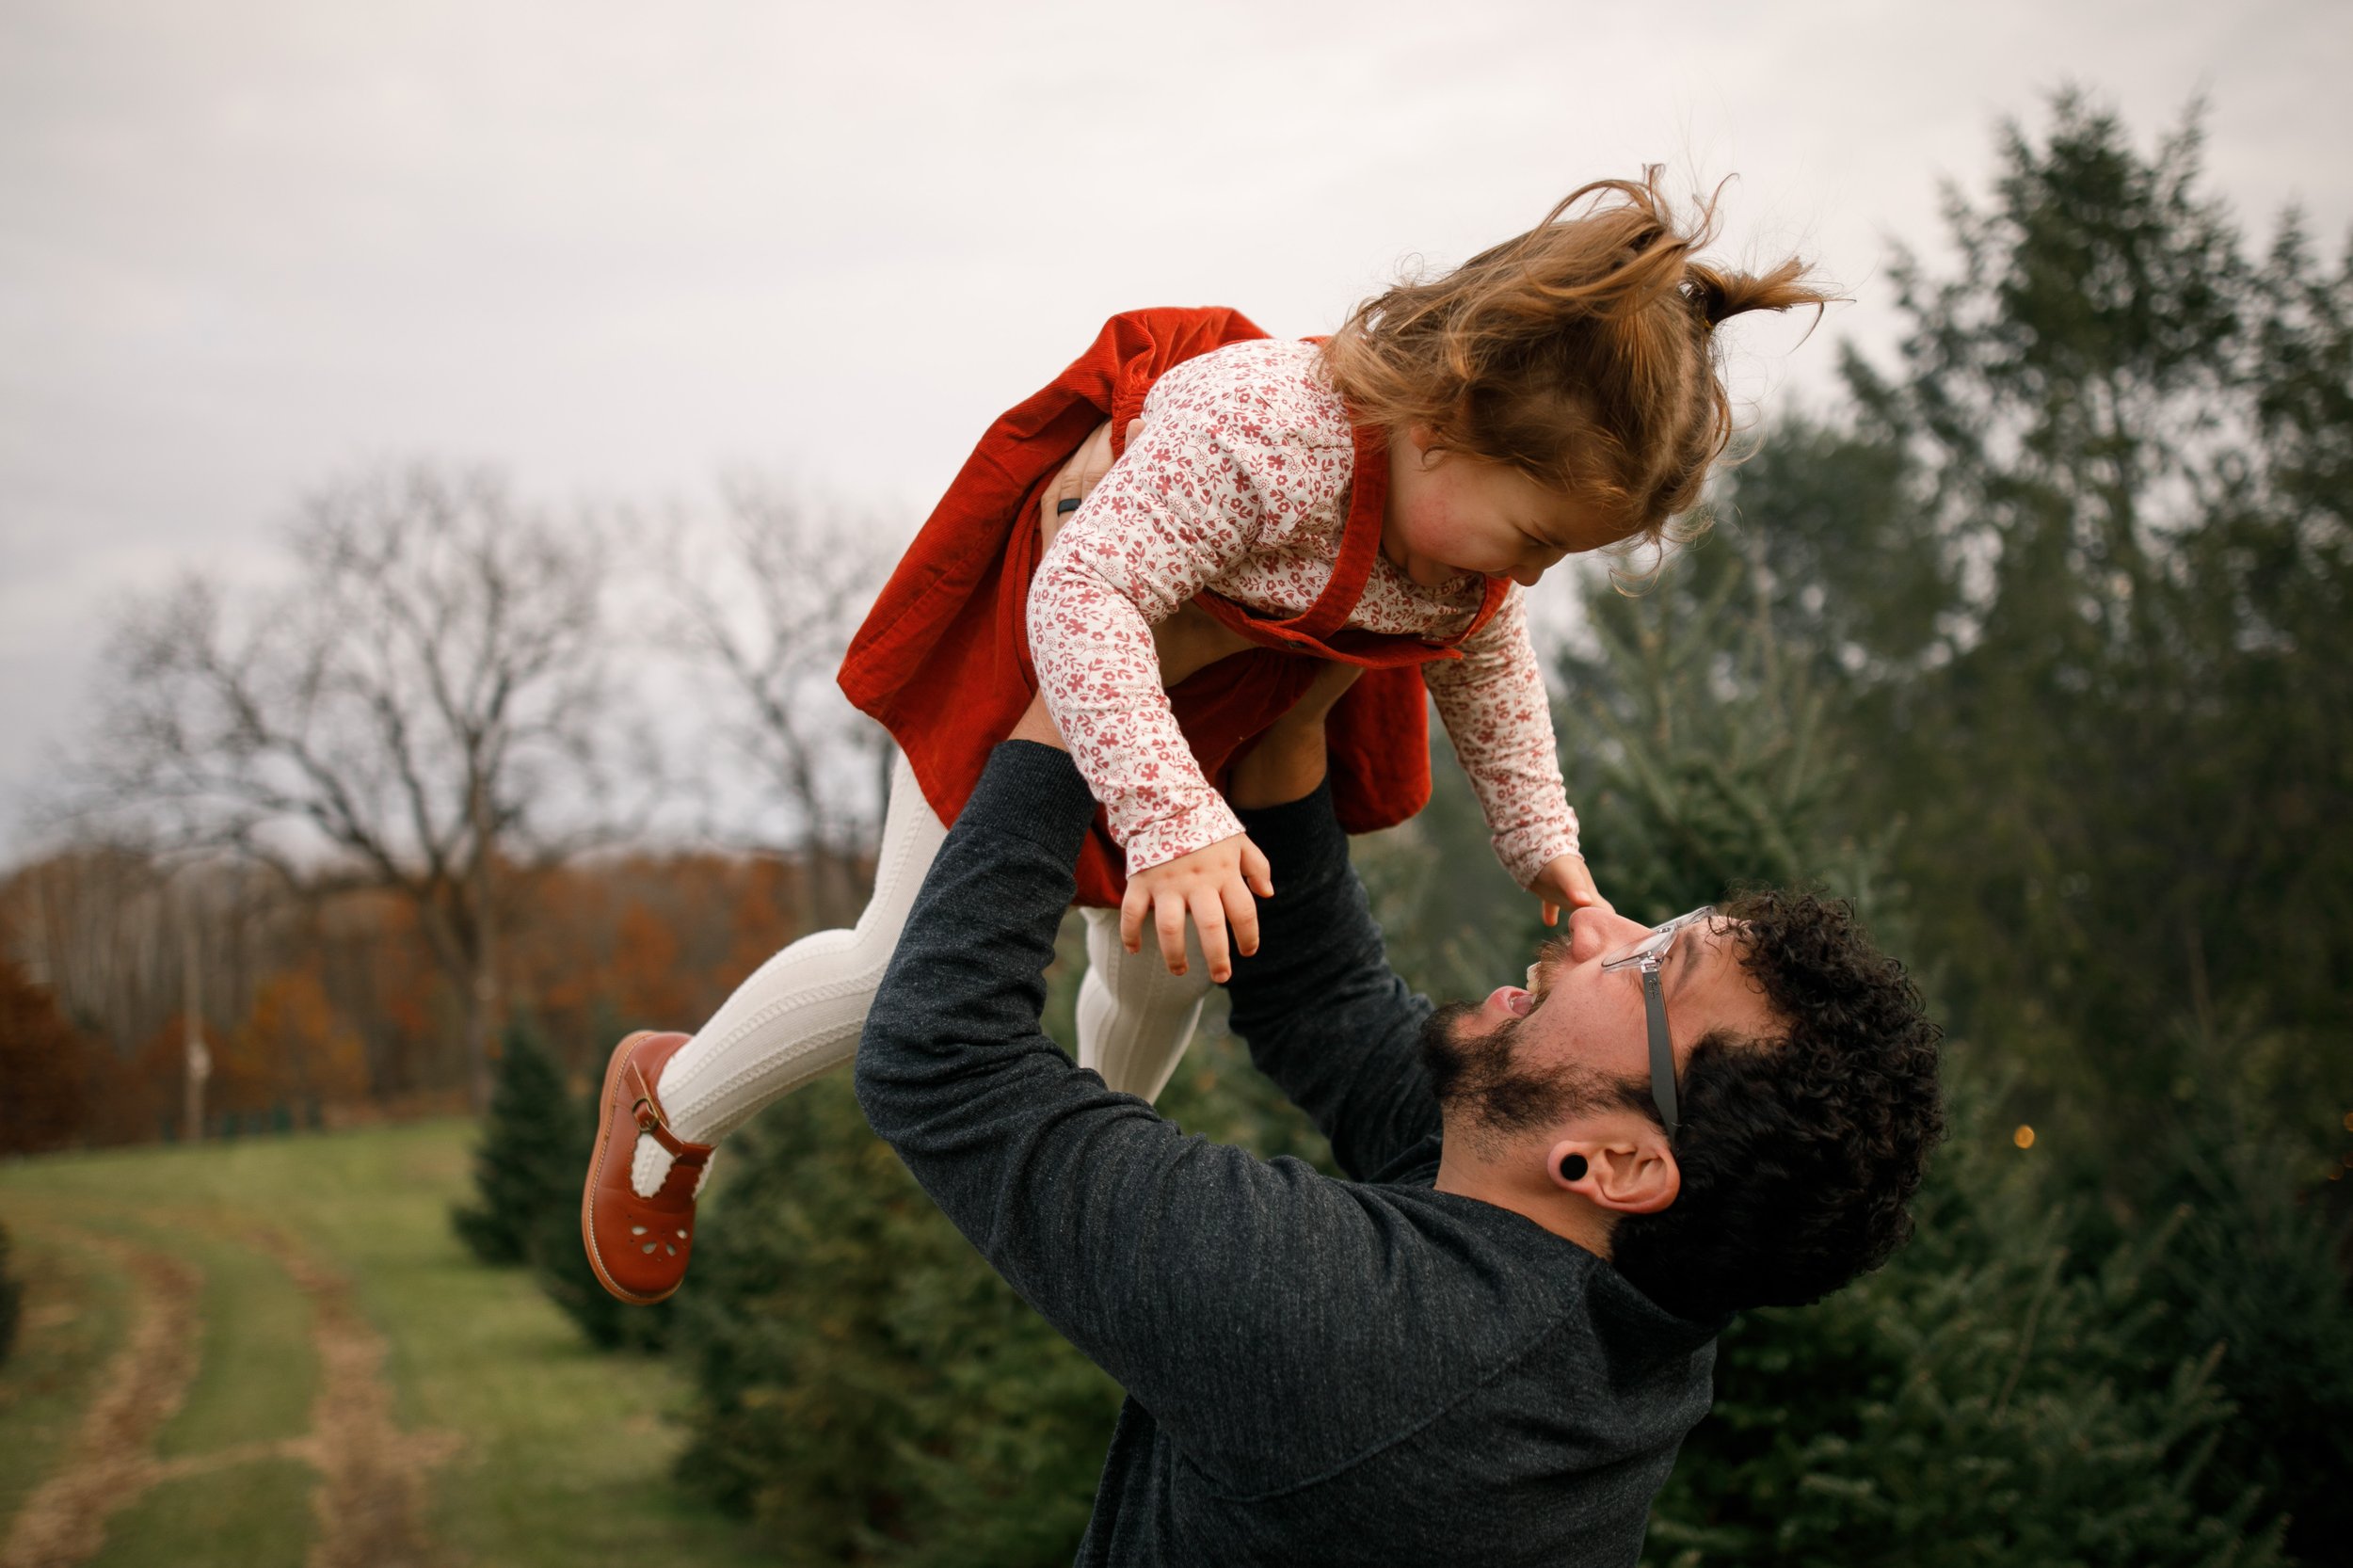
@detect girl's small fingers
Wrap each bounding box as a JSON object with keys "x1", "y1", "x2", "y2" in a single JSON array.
[
  {"x1": 1120, "y1": 888, "x2": 1148, "y2": 953},
  {"x1": 1241, "y1": 840, "x2": 1273, "y2": 899},
  {"x1": 1225, "y1": 883, "x2": 1261, "y2": 960},
  {"x1": 1156, "y1": 896, "x2": 1190, "y2": 976},
  {"x1": 1542, "y1": 900, "x2": 1561, "y2": 927},
  {"x1": 1189, "y1": 889, "x2": 1231, "y2": 983}
]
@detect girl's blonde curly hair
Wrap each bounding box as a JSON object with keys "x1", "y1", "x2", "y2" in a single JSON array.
[{"x1": 1321, "y1": 168, "x2": 1837, "y2": 553}]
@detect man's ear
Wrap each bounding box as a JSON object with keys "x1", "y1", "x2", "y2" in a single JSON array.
[{"x1": 1546, "y1": 1133, "x2": 1679, "y2": 1216}]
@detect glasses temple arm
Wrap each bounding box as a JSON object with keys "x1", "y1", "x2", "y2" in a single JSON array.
[{"x1": 1644, "y1": 968, "x2": 1679, "y2": 1140}]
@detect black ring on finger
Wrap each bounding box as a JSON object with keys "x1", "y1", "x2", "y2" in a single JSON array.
[{"x1": 1056, "y1": 497, "x2": 1081, "y2": 515}]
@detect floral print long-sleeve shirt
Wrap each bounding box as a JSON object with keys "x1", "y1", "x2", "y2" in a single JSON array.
[{"x1": 1027, "y1": 337, "x2": 1580, "y2": 888}]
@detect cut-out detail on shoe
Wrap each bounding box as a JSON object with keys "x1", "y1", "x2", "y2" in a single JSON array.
[
  {"x1": 631, "y1": 1225, "x2": 648, "y2": 1236},
  {"x1": 677, "y1": 1229, "x2": 689, "y2": 1239},
  {"x1": 665, "y1": 1245, "x2": 677, "y2": 1256},
  {"x1": 641, "y1": 1242, "x2": 657, "y2": 1254}
]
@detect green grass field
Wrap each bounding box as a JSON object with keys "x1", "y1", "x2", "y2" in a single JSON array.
[{"x1": 0, "y1": 1120, "x2": 776, "y2": 1568}]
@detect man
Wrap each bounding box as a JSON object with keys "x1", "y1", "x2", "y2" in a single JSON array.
[{"x1": 853, "y1": 683, "x2": 1944, "y2": 1566}]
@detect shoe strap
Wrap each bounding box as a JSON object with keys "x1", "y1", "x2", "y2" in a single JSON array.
[{"x1": 628, "y1": 1062, "x2": 711, "y2": 1165}]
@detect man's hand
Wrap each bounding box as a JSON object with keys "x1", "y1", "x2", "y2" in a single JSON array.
[
  {"x1": 1037, "y1": 419, "x2": 1252, "y2": 689},
  {"x1": 1040, "y1": 418, "x2": 1144, "y2": 552},
  {"x1": 1122, "y1": 834, "x2": 1273, "y2": 982},
  {"x1": 1529, "y1": 853, "x2": 1605, "y2": 926}
]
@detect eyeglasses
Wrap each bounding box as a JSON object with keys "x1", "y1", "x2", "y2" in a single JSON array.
[{"x1": 1597, "y1": 906, "x2": 1717, "y2": 1140}]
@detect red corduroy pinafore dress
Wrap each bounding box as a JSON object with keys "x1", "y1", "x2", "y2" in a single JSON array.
[{"x1": 837, "y1": 308, "x2": 1509, "y2": 908}]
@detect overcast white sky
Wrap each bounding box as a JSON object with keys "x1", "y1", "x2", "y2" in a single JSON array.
[{"x1": 5, "y1": 0, "x2": 2348, "y2": 862}]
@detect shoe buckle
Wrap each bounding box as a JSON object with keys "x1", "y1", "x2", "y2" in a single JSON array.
[{"x1": 632, "y1": 1095, "x2": 668, "y2": 1135}]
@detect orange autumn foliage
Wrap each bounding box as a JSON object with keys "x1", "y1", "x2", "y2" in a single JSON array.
[
  {"x1": 220, "y1": 968, "x2": 371, "y2": 1113},
  {"x1": 2, "y1": 844, "x2": 862, "y2": 1146},
  {"x1": 611, "y1": 900, "x2": 692, "y2": 1027}
]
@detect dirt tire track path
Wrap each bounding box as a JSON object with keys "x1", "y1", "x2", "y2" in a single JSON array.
[
  {"x1": 1, "y1": 1216, "x2": 460, "y2": 1568},
  {"x1": 0, "y1": 1231, "x2": 201, "y2": 1568},
  {"x1": 249, "y1": 1228, "x2": 460, "y2": 1568}
]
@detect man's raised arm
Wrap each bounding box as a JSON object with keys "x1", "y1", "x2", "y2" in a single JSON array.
[
  {"x1": 1222, "y1": 776, "x2": 1443, "y2": 1184},
  {"x1": 852, "y1": 734, "x2": 1451, "y2": 1490}
]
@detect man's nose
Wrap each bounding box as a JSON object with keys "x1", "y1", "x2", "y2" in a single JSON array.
[{"x1": 1569, "y1": 902, "x2": 1652, "y2": 959}]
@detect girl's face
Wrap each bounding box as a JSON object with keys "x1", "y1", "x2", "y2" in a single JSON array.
[{"x1": 1382, "y1": 427, "x2": 1625, "y2": 591}]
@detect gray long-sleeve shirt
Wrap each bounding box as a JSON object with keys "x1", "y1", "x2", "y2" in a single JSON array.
[{"x1": 855, "y1": 741, "x2": 1719, "y2": 1566}]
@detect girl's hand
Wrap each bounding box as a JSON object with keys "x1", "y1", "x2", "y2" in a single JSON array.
[
  {"x1": 1121, "y1": 834, "x2": 1273, "y2": 982},
  {"x1": 1529, "y1": 853, "x2": 1604, "y2": 926}
]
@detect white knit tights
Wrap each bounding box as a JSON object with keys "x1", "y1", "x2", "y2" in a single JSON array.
[
  {"x1": 1075, "y1": 907, "x2": 1209, "y2": 1105},
  {"x1": 632, "y1": 752, "x2": 1211, "y2": 1195}
]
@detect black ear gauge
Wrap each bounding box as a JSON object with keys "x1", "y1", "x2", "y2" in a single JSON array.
[{"x1": 1558, "y1": 1153, "x2": 1588, "y2": 1184}]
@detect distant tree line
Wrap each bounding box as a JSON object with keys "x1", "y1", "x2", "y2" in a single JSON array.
[
  {"x1": 0, "y1": 845, "x2": 826, "y2": 1152},
  {"x1": 0, "y1": 471, "x2": 891, "y2": 1145}
]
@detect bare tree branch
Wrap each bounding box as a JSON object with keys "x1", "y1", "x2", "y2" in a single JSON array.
[
  {"x1": 49, "y1": 461, "x2": 632, "y2": 1108},
  {"x1": 652, "y1": 476, "x2": 896, "y2": 928}
]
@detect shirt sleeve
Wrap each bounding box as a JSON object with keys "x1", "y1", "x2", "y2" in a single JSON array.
[
  {"x1": 1026, "y1": 357, "x2": 1352, "y2": 874},
  {"x1": 1419, "y1": 585, "x2": 1583, "y2": 887}
]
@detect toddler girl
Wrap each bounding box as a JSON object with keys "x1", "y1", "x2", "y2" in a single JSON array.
[{"x1": 583, "y1": 169, "x2": 1834, "y2": 1304}]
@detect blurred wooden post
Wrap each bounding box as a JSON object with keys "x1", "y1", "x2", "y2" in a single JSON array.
[
  {"x1": 181, "y1": 893, "x2": 210, "y2": 1143},
  {"x1": 466, "y1": 770, "x2": 500, "y2": 1112}
]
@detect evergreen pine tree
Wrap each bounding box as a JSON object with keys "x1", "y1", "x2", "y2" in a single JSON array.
[
  {"x1": 1646, "y1": 1062, "x2": 2286, "y2": 1567},
  {"x1": 2139, "y1": 1052, "x2": 2353, "y2": 1564},
  {"x1": 1755, "y1": 91, "x2": 2353, "y2": 1173},
  {"x1": 0, "y1": 1219, "x2": 22, "y2": 1368},
  {"x1": 1552, "y1": 493, "x2": 2286, "y2": 1563},
  {"x1": 450, "y1": 1013, "x2": 579, "y2": 1267},
  {"x1": 674, "y1": 1056, "x2": 1117, "y2": 1564},
  {"x1": 1692, "y1": 90, "x2": 2353, "y2": 1560},
  {"x1": 1558, "y1": 524, "x2": 1890, "y2": 928}
]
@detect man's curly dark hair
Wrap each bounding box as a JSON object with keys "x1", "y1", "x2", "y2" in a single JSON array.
[{"x1": 1608, "y1": 888, "x2": 1945, "y2": 1323}]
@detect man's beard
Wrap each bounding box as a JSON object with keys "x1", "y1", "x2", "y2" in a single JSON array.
[{"x1": 1417, "y1": 1000, "x2": 1643, "y2": 1145}]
